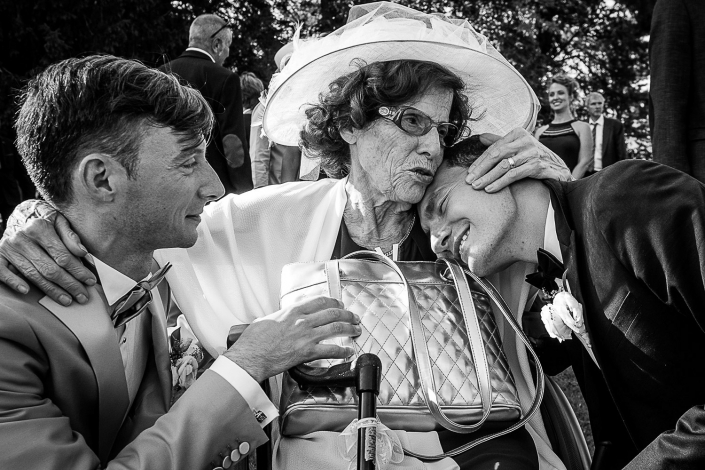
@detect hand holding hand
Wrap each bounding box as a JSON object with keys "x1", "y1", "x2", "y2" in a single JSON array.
[
  {"x1": 464, "y1": 128, "x2": 572, "y2": 192},
  {"x1": 0, "y1": 200, "x2": 95, "y2": 305},
  {"x1": 223, "y1": 296, "x2": 361, "y2": 382}
]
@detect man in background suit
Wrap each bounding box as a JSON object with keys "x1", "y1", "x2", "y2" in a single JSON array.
[
  {"x1": 160, "y1": 14, "x2": 253, "y2": 194},
  {"x1": 421, "y1": 141, "x2": 705, "y2": 469},
  {"x1": 0, "y1": 55, "x2": 358, "y2": 469},
  {"x1": 649, "y1": 0, "x2": 705, "y2": 183},
  {"x1": 585, "y1": 92, "x2": 627, "y2": 176}
]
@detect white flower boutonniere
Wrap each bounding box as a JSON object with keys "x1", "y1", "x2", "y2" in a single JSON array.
[
  {"x1": 169, "y1": 328, "x2": 204, "y2": 391},
  {"x1": 540, "y1": 275, "x2": 599, "y2": 367}
]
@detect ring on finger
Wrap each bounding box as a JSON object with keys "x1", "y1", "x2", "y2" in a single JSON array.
[{"x1": 506, "y1": 157, "x2": 516, "y2": 169}]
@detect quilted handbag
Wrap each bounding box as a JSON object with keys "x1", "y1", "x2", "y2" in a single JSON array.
[{"x1": 278, "y1": 251, "x2": 544, "y2": 459}]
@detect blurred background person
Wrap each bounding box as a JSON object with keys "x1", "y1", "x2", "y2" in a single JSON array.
[
  {"x1": 649, "y1": 0, "x2": 705, "y2": 183},
  {"x1": 535, "y1": 74, "x2": 593, "y2": 179},
  {"x1": 240, "y1": 72, "x2": 264, "y2": 144},
  {"x1": 160, "y1": 14, "x2": 253, "y2": 194},
  {"x1": 250, "y1": 42, "x2": 302, "y2": 188},
  {"x1": 585, "y1": 92, "x2": 628, "y2": 176}
]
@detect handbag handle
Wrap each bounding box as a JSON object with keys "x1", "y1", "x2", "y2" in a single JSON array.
[{"x1": 337, "y1": 251, "x2": 545, "y2": 460}]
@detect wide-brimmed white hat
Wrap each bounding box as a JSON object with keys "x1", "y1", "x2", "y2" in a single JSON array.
[{"x1": 263, "y1": 2, "x2": 539, "y2": 177}]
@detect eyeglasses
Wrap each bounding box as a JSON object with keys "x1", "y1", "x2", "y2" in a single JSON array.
[
  {"x1": 377, "y1": 106, "x2": 470, "y2": 148},
  {"x1": 209, "y1": 22, "x2": 232, "y2": 39}
]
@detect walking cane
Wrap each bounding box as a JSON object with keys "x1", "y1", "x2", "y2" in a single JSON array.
[{"x1": 356, "y1": 353, "x2": 382, "y2": 470}]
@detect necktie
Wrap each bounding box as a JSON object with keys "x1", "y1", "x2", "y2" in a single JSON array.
[
  {"x1": 525, "y1": 248, "x2": 564, "y2": 294},
  {"x1": 110, "y1": 263, "x2": 172, "y2": 328},
  {"x1": 591, "y1": 122, "x2": 597, "y2": 155}
]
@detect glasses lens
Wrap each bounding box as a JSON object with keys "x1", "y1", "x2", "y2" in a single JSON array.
[
  {"x1": 438, "y1": 123, "x2": 459, "y2": 147},
  {"x1": 398, "y1": 109, "x2": 432, "y2": 136}
]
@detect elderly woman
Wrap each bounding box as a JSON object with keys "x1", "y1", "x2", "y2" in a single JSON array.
[{"x1": 0, "y1": 3, "x2": 572, "y2": 470}]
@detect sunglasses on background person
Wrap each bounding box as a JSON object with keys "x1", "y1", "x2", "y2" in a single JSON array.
[
  {"x1": 209, "y1": 22, "x2": 232, "y2": 39},
  {"x1": 377, "y1": 106, "x2": 470, "y2": 148}
]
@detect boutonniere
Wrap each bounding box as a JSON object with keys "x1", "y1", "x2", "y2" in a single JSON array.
[
  {"x1": 539, "y1": 274, "x2": 599, "y2": 367},
  {"x1": 169, "y1": 327, "x2": 204, "y2": 391}
]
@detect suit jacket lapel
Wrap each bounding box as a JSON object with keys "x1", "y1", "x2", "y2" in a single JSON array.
[
  {"x1": 544, "y1": 181, "x2": 585, "y2": 314},
  {"x1": 39, "y1": 286, "x2": 129, "y2": 464},
  {"x1": 152, "y1": 278, "x2": 172, "y2": 409},
  {"x1": 601, "y1": 120, "x2": 611, "y2": 158}
]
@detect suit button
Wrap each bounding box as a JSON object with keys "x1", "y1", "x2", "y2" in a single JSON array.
[
  {"x1": 230, "y1": 449, "x2": 241, "y2": 462},
  {"x1": 222, "y1": 456, "x2": 233, "y2": 469},
  {"x1": 238, "y1": 442, "x2": 250, "y2": 455}
]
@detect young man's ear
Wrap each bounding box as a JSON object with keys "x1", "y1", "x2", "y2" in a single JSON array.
[{"x1": 76, "y1": 154, "x2": 126, "y2": 203}]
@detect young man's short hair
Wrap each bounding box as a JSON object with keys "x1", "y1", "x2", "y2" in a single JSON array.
[
  {"x1": 443, "y1": 135, "x2": 489, "y2": 168},
  {"x1": 15, "y1": 55, "x2": 213, "y2": 206}
]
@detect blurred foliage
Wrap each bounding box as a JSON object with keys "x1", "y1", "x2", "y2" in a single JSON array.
[{"x1": 0, "y1": 0, "x2": 652, "y2": 165}]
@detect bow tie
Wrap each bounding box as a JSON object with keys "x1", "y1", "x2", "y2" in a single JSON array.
[
  {"x1": 84, "y1": 259, "x2": 172, "y2": 328},
  {"x1": 525, "y1": 248, "x2": 564, "y2": 294},
  {"x1": 109, "y1": 263, "x2": 172, "y2": 328}
]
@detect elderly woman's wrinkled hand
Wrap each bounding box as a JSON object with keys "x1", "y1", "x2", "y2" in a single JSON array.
[
  {"x1": 0, "y1": 201, "x2": 95, "y2": 305},
  {"x1": 464, "y1": 128, "x2": 572, "y2": 192}
]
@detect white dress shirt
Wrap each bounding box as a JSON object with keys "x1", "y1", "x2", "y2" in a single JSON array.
[
  {"x1": 87, "y1": 254, "x2": 278, "y2": 427},
  {"x1": 185, "y1": 47, "x2": 216, "y2": 63},
  {"x1": 542, "y1": 200, "x2": 562, "y2": 263},
  {"x1": 590, "y1": 115, "x2": 605, "y2": 171}
]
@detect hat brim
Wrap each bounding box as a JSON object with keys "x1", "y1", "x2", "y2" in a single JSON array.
[{"x1": 263, "y1": 40, "x2": 539, "y2": 146}]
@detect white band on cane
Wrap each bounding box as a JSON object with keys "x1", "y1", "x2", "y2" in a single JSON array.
[{"x1": 338, "y1": 418, "x2": 404, "y2": 470}]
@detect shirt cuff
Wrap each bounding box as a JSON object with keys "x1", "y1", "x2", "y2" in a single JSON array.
[{"x1": 210, "y1": 355, "x2": 279, "y2": 428}]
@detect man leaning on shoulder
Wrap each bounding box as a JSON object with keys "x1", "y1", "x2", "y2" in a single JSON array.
[
  {"x1": 420, "y1": 138, "x2": 705, "y2": 469},
  {"x1": 0, "y1": 55, "x2": 359, "y2": 470}
]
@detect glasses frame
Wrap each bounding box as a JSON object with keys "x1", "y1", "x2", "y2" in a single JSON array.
[
  {"x1": 377, "y1": 106, "x2": 470, "y2": 148},
  {"x1": 209, "y1": 22, "x2": 232, "y2": 39}
]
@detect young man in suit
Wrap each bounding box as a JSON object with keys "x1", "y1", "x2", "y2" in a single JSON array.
[
  {"x1": 419, "y1": 141, "x2": 705, "y2": 469},
  {"x1": 160, "y1": 14, "x2": 253, "y2": 194},
  {"x1": 585, "y1": 92, "x2": 627, "y2": 176},
  {"x1": 0, "y1": 55, "x2": 359, "y2": 470}
]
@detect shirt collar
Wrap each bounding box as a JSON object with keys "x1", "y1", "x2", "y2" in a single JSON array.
[
  {"x1": 185, "y1": 47, "x2": 216, "y2": 63},
  {"x1": 590, "y1": 114, "x2": 605, "y2": 126},
  {"x1": 543, "y1": 199, "x2": 563, "y2": 264},
  {"x1": 84, "y1": 253, "x2": 150, "y2": 306}
]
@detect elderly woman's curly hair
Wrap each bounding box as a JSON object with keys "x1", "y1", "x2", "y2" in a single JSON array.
[{"x1": 300, "y1": 60, "x2": 470, "y2": 179}]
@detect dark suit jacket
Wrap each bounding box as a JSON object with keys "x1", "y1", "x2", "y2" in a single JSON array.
[
  {"x1": 545, "y1": 160, "x2": 705, "y2": 469},
  {"x1": 649, "y1": 0, "x2": 705, "y2": 182},
  {"x1": 593, "y1": 117, "x2": 627, "y2": 170},
  {"x1": 0, "y1": 281, "x2": 267, "y2": 469},
  {"x1": 160, "y1": 50, "x2": 253, "y2": 194}
]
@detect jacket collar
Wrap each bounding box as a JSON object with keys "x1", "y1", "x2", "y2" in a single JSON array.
[
  {"x1": 180, "y1": 48, "x2": 216, "y2": 62},
  {"x1": 39, "y1": 260, "x2": 173, "y2": 463},
  {"x1": 39, "y1": 286, "x2": 129, "y2": 464},
  {"x1": 541, "y1": 180, "x2": 584, "y2": 303}
]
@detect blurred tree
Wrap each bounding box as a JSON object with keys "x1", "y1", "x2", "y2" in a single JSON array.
[{"x1": 0, "y1": 0, "x2": 652, "y2": 167}]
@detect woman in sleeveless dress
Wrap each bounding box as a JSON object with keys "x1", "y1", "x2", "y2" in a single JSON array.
[{"x1": 535, "y1": 74, "x2": 593, "y2": 179}]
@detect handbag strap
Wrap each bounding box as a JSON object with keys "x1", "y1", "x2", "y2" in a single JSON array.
[
  {"x1": 338, "y1": 251, "x2": 545, "y2": 460},
  {"x1": 405, "y1": 267, "x2": 546, "y2": 460}
]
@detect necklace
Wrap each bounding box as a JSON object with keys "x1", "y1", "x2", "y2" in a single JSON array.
[{"x1": 379, "y1": 214, "x2": 416, "y2": 259}]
